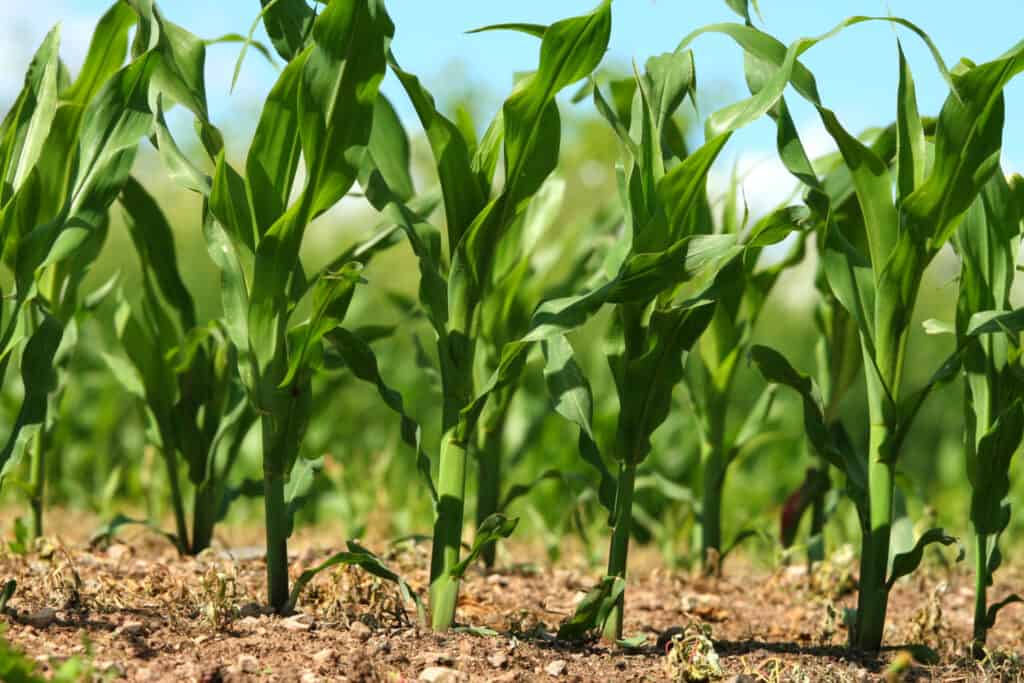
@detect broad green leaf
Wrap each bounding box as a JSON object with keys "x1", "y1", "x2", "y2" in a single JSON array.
[
  {"x1": 557, "y1": 575, "x2": 624, "y2": 640},
  {"x1": 64, "y1": 2, "x2": 136, "y2": 107},
  {"x1": 388, "y1": 57, "x2": 484, "y2": 247},
  {"x1": 895, "y1": 42, "x2": 926, "y2": 202},
  {"x1": 259, "y1": 0, "x2": 316, "y2": 61},
  {"x1": 542, "y1": 335, "x2": 616, "y2": 514},
  {"x1": 886, "y1": 528, "x2": 962, "y2": 589},
  {"x1": 466, "y1": 23, "x2": 547, "y2": 39},
  {"x1": 0, "y1": 313, "x2": 63, "y2": 482}
]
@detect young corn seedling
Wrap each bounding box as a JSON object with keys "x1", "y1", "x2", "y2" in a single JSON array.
[
  {"x1": 145, "y1": 0, "x2": 399, "y2": 610},
  {"x1": 924, "y1": 171, "x2": 1024, "y2": 656},
  {"x1": 358, "y1": 1, "x2": 613, "y2": 629},
  {"x1": 539, "y1": 26, "x2": 836, "y2": 639},
  {"x1": 0, "y1": 1, "x2": 203, "y2": 539},
  {"x1": 99, "y1": 177, "x2": 255, "y2": 555},
  {"x1": 685, "y1": 183, "x2": 803, "y2": 574},
  {"x1": 726, "y1": 16, "x2": 1024, "y2": 649}
]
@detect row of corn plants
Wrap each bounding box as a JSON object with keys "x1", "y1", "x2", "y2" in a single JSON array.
[{"x1": 0, "y1": 0, "x2": 1022, "y2": 657}]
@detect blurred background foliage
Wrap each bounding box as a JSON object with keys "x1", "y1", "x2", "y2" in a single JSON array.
[{"x1": 0, "y1": 47, "x2": 1017, "y2": 570}]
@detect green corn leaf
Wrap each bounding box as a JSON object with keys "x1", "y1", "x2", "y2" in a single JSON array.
[
  {"x1": 557, "y1": 575, "x2": 625, "y2": 640},
  {"x1": 895, "y1": 42, "x2": 926, "y2": 202},
  {"x1": 63, "y1": 2, "x2": 136, "y2": 107},
  {"x1": 0, "y1": 312, "x2": 63, "y2": 482},
  {"x1": 542, "y1": 335, "x2": 616, "y2": 514},
  {"x1": 389, "y1": 57, "x2": 486, "y2": 249},
  {"x1": 119, "y1": 177, "x2": 196, "y2": 330},
  {"x1": 259, "y1": 0, "x2": 316, "y2": 61},
  {"x1": 2, "y1": 25, "x2": 61, "y2": 194},
  {"x1": 367, "y1": 94, "x2": 414, "y2": 202},
  {"x1": 749, "y1": 344, "x2": 867, "y2": 500},
  {"x1": 985, "y1": 594, "x2": 1023, "y2": 629},
  {"x1": 969, "y1": 401, "x2": 1024, "y2": 535},
  {"x1": 612, "y1": 300, "x2": 717, "y2": 466},
  {"x1": 886, "y1": 528, "x2": 962, "y2": 590},
  {"x1": 466, "y1": 23, "x2": 547, "y2": 38},
  {"x1": 904, "y1": 42, "x2": 1024, "y2": 249},
  {"x1": 280, "y1": 262, "x2": 364, "y2": 387},
  {"x1": 325, "y1": 327, "x2": 438, "y2": 504},
  {"x1": 246, "y1": 51, "x2": 307, "y2": 237},
  {"x1": 448, "y1": 513, "x2": 519, "y2": 578}
]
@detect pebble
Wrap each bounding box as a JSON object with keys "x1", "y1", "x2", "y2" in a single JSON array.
[
  {"x1": 546, "y1": 659, "x2": 568, "y2": 676},
  {"x1": 116, "y1": 621, "x2": 144, "y2": 637},
  {"x1": 421, "y1": 651, "x2": 454, "y2": 666},
  {"x1": 488, "y1": 652, "x2": 509, "y2": 669},
  {"x1": 349, "y1": 620, "x2": 372, "y2": 641},
  {"x1": 238, "y1": 654, "x2": 259, "y2": 673},
  {"x1": 25, "y1": 608, "x2": 57, "y2": 629},
  {"x1": 312, "y1": 648, "x2": 337, "y2": 667},
  {"x1": 282, "y1": 614, "x2": 314, "y2": 631},
  {"x1": 106, "y1": 544, "x2": 132, "y2": 561},
  {"x1": 300, "y1": 672, "x2": 320, "y2": 683},
  {"x1": 419, "y1": 667, "x2": 467, "y2": 683}
]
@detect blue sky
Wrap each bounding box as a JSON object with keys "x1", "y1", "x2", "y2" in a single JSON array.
[{"x1": 5, "y1": 1, "x2": 1023, "y2": 204}]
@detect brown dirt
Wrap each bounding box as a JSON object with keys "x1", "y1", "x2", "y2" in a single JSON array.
[{"x1": 0, "y1": 518, "x2": 1022, "y2": 682}]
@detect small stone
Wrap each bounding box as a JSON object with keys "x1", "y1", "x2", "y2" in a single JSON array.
[
  {"x1": 25, "y1": 608, "x2": 57, "y2": 629},
  {"x1": 349, "y1": 620, "x2": 372, "y2": 641},
  {"x1": 282, "y1": 614, "x2": 314, "y2": 631},
  {"x1": 486, "y1": 574, "x2": 509, "y2": 587},
  {"x1": 238, "y1": 616, "x2": 262, "y2": 628},
  {"x1": 419, "y1": 667, "x2": 467, "y2": 683},
  {"x1": 545, "y1": 660, "x2": 568, "y2": 677},
  {"x1": 116, "y1": 621, "x2": 144, "y2": 637},
  {"x1": 421, "y1": 652, "x2": 454, "y2": 666},
  {"x1": 312, "y1": 648, "x2": 337, "y2": 667},
  {"x1": 106, "y1": 544, "x2": 132, "y2": 561},
  {"x1": 491, "y1": 673, "x2": 519, "y2": 683},
  {"x1": 488, "y1": 653, "x2": 509, "y2": 669},
  {"x1": 238, "y1": 654, "x2": 259, "y2": 673},
  {"x1": 300, "y1": 672, "x2": 319, "y2": 683}
]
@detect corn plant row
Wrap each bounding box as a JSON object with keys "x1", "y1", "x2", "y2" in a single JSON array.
[{"x1": 0, "y1": 0, "x2": 1022, "y2": 657}]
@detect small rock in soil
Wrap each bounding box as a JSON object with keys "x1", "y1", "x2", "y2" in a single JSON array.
[
  {"x1": 237, "y1": 654, "x2": 259, "y2": 673},
  {"x1": 25, "y1": 607, "x2": 57, "y2": 629},
  {"x1": 488, "y1": 652, "x2": 509, "y2": 668},
  {"x1": 349, "y1": 620, "x2": 372, "y2": 641},
  {"x1": 419, "y1": 666, "x2": 467, "y2": 682},
  {"x1": 545, "y1": 659, "x2": 568, "y2": 676},
  {"x1": 312, "y1": 648, "x2": 337, "y2": 667},
  {"x1": 282, "y1": 613, "x2": 314, "y2": 631},
  {"x1": 106, "y1": 543, "x2": 132, "y2": 561},
  {"x1": 300, "y1": 672, "x2": 319, "y2": 683}
]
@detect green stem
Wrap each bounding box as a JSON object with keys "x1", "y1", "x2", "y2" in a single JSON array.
[
  {"x1": 263, "y1": 468, "x2": 290, "y2": 612},
  {"x1": 260, "y1": 414, "x2": 290, "y2": 612},
  {"x1": 430, "y1": 428, "x2": 469, "y2": 630},
  {"x1": 28, "y1": 429, "x2": 45, "y2": 540},
  {"x1": 475, "y1": 395, "x2": 509, "y2": 569},
  {"x1": 854, "y1": 421, "x2": 894, "y2": 651},
  {"x1": 972, "y1": 532, "x2": 989, "y2": 658},
  {"x1": 162, "y1": 448, "x2": 191, "y2": 555},
  {"x1": 700, "y1": 451, "x2": 724, "y2": 573},
  {"x1": 602, "y1": 463, "x2": 636, "y2": 642},
  {"x1": 190, "y1": 483, "x2": 218, "y2": 554}
]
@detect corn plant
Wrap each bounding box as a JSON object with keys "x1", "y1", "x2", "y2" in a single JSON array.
[
  {"x1": 0, "y1": 1, "x2": 205, "y2": 539},
  {"x1": 354, "y1": 1, "x2": 614, "y2": 630},
  {"x1": 98, "y1": 177, "x2": 255, "y2": 555},
  {"x1": 685, "y1": 190, "x2": 803, "y2": 573},
  {"x1": 923, "y1": 171, "x2": 1024, "y2": 655},
  {"x1": 731, "y1": 17, "x2": 1024, "y2": 648},
  {"x1": 143, "y1": 0, "x2": 400, "y2": 610},
  {"x1": 535, "y1": 22, "x2": 846, "y2": 638}
]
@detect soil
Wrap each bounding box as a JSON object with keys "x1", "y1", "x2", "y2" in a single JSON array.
[{"x1": 0, "y1": 515, "x2": 1022, "y2": 682}]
